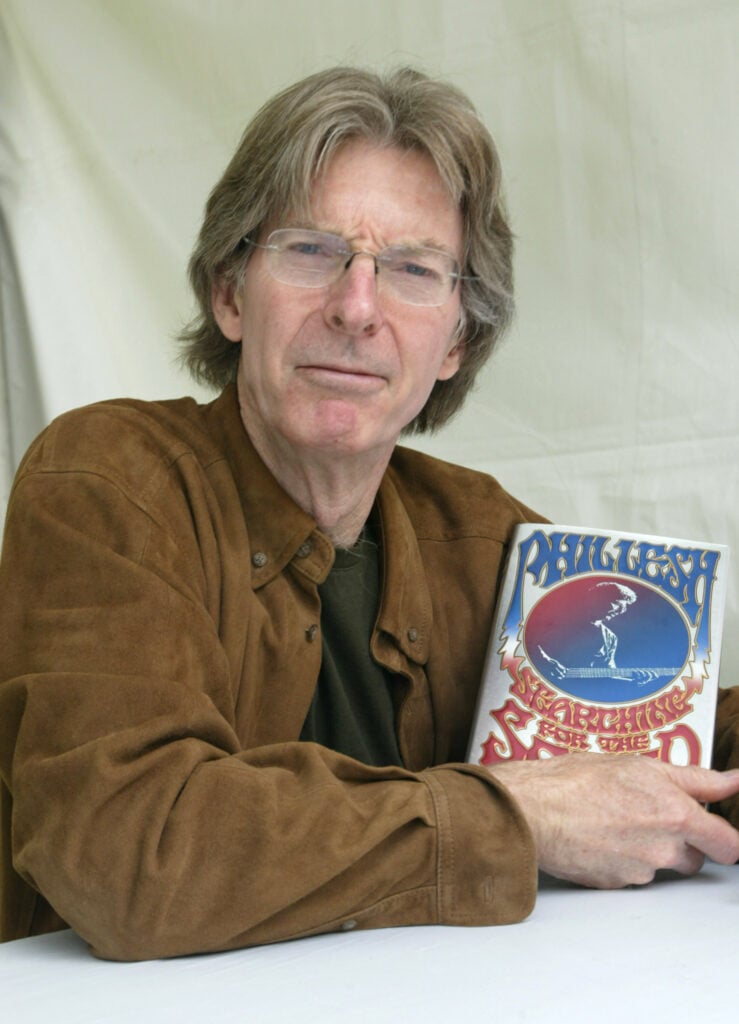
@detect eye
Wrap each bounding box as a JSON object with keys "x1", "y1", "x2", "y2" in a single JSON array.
[
  {"x1": 382, "y1": 247, "x2": 446, "y2": 283},
  {"x1": 401, "y1": 261, "x2": 435, "y2": 278},
  {"x1": 287, "y1": 241, "x2": 335, "y2": 259}
]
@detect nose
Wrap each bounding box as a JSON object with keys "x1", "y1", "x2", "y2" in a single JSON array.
[{"x1": 323, "y1": 252, "x2": 383, "y2": 337}]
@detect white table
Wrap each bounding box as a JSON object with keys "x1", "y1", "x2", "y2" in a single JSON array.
[{"x1": 1, "y1": 865, "x2": 737, "y2": 1023}]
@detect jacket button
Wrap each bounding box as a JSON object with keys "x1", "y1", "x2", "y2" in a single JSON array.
[
  {"x1": 341, "y1": 919, "x2": 357, "y2": 931},
  {"x1": 305, "y1": 624, "x2": 319, "y2": 642},
  {"x1": 296, "y1": 541, "x2": 312, "y2": 558},
  {"x1": 251, "y1": 551, "x2": 268, "y2": 568},
  {"x1": 407, "y1": 627, "x2": 419, "y2": 643}
]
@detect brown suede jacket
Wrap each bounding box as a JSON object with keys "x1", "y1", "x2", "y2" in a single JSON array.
[{"x1": 1, "y1": 386, "x2": 737, "y2": 960}]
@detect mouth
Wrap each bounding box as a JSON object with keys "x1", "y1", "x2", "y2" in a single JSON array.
[{"x1": 297, "y1": 364, "x2": 386, "y2": 392}]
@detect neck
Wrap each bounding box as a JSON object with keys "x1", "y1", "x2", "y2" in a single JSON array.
[{"x1": 237, "y1": 391, "x2": 393, "y2": 548}]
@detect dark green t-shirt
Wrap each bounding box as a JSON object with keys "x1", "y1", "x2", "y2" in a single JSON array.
[{"x1": 300, "y1": 527, "x2": 403, "y2": 767}]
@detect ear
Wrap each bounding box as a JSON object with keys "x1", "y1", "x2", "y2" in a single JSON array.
[
  {"x1": 436, "y1": 341, "x2": 463, "y2": 381},
  {"x1": 211, "y1": 280, "x2": 244, "y2": 342},
  {"x1": 436, "y1": 309, "x2": 467, "y2": 381}
]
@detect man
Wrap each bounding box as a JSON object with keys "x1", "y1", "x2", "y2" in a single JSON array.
[{"x1": 0, "y1": 67, "x2": 737, "y2": 961}]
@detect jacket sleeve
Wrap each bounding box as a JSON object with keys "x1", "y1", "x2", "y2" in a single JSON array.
[
  {"x1": 713, "y1": 686, "x2": 739, "y2": 829},
  {"x1": 0, "y1": 446, "x2": 537, "y2": 960}
]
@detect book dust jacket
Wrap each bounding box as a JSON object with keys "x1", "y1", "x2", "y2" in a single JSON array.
[{"x1": 467, "y1": 525, "x2": 729, "y2": 768}]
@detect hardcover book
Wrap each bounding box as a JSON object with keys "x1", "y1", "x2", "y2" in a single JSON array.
[{"x1": 467, "y1": 524, "x2": 729, "y2": 769}]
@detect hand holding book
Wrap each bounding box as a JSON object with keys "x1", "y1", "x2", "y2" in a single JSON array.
[{"x1": 487, "y1": 755, "x2": 739, "y2": 888}]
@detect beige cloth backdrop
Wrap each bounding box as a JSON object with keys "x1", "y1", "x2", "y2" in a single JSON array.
[{"x1": 1, "y1": 0, "x2": 737, "y2": 681}]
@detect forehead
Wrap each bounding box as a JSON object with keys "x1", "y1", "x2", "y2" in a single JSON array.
[{"x1": 305, "y1": 140, "x2": 464, "y2": 253}]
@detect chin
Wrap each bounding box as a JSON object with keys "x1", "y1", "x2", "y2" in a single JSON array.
[{"x1": 296, "y1": 403, "x2": 394, "y2": 454}]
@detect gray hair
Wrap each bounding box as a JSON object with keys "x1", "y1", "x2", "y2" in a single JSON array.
[{"x1": 179, "y1": 66, "x2": 514, "y2": 434}]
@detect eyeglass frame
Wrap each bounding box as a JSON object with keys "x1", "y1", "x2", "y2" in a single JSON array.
[{"x1": 240, "y1": 228, "x2": 477, "y2": 308}]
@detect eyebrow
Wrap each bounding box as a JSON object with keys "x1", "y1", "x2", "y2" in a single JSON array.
[{"x1": 283, "y1": 220, "x2": 459, "y2": 258}]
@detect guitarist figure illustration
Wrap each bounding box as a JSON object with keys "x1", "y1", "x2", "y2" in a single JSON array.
[{"x1": 536, "y1": 581, "x2": 678, "y2": 687}]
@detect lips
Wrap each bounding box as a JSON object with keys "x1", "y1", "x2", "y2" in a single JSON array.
[{"x1": 297, "y1": 364, "x2": 387, "y2": 391}]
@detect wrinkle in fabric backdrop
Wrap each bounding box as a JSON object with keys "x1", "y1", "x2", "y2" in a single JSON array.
[{"x1": 0, "y1": 0, "x2": 737, "y2": 681}]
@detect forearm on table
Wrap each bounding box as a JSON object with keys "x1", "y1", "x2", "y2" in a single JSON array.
[{"x1": 7, "y1": 692, "x2": 536, "y2": 959}]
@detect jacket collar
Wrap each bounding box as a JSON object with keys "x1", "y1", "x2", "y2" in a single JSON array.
[{"x1": 376, "y1": 468, "x2": 433, "y2": 665}]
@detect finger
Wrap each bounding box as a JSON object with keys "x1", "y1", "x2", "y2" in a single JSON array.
[
  {"x1": 667, "y1": 844, "x2": 705, "y2": 877},
  {"x1": 684, "y1": 805, "x2": 739, "y2": 865},
  {"x1": 662, "y1": 765, "x2": 739, "y2": 804}
]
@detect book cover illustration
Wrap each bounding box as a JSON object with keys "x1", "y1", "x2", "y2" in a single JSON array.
[{"x1": 467, "y1": 524, "x2": 729, "y2": 769}]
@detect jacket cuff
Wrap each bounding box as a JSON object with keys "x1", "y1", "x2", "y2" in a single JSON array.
[{"x1": 423, "y1": 764, "x2": 538, "y2": 925}]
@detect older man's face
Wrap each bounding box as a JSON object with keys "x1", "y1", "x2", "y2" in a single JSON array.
[{"x1": 214, "y1": 140, "x2": 464, "y2": 463}]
